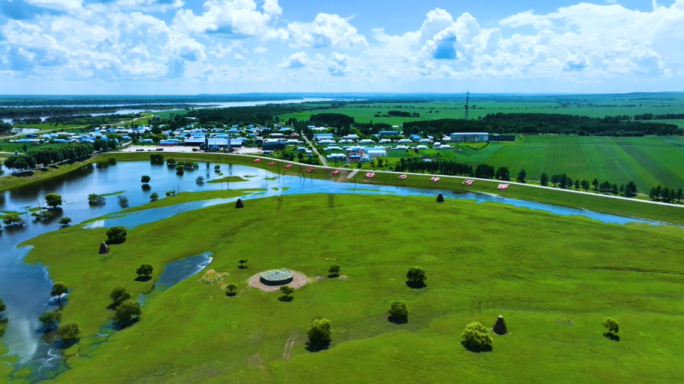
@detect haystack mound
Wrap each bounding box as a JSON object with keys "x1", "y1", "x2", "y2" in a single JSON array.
[
  {"x1": 199, "y1": 269, "x2": 225, "y2": 286},
  {"x1": 99, "y1": 242, "x2": 109, "y2": 255},
  {"x1": 236, "y1": 199, "x2": 244, "y2": 208},
  {"x1": 436, "y1": 194, "x2": 444, "y2": 203}
]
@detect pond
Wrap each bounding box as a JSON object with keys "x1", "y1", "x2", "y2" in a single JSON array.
[{"x1": 0, "y1": 160, "x2": 666, "y2": 379}]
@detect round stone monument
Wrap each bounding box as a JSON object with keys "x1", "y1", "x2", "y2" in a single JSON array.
[{"x1": 259, "y1": 268, "x2": 294, "y2": 286}]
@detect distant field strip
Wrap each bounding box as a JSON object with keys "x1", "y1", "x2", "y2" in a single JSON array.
[
  {"x1": 483, "y1": 135, "x2": 683, "y2": 189},
  {"x1": 613, "y1": 137, "x2": 684, "y2": 188}
]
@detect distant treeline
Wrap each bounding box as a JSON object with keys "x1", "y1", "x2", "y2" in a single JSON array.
[
  {"x1": 634, "y1": 113, "x2": 684, "y2": 121},
  {"x1": 309, "y1": 113, "x2": 355, "y2": 127},
  {"x1": 0, "y1": 105, "x2": 196, "y2": 119},
  {"x1": 186, "y1": 105, "x2": 315, "y2": 126},
  {"x1": 1, "y1": 143, "x2": 93, "y2": 172},
  {"x1": 0, "y1": 122, "x2": 11, "y2": 133},
  {"x1": 402, "y1": 114, "x2": 682, "y2": 136},
  {"x1": 387, "y1": 111, "x2": 420, "y2": 117}
]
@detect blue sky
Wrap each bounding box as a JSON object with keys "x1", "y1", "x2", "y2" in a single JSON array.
[{"x1": 0, "y1": 0, "x2": 682, "y2": 94}]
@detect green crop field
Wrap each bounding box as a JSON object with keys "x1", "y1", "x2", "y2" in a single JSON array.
[
  {"x1": 12, "y1": 192, "x2": 684, "y2": 383},
  {"x1": 480, "y1": 136, "x2": 684, "y2": 190},
  {"x1": 280, "y1": 94, "x2": 684, "y2": 124}
]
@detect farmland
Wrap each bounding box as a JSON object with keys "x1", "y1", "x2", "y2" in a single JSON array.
[
  {"x1": 13, "y1": 192, "x2": 684, "y2": 383},
  {"x1": 479, "y1": 136, "x2": 684, "y2": 190},
  {"x1": 341, "y1": 135, "x2": 684, "y2": 192},
  {"x1": 280, "y1": 94, "x2": 684, "y2": 125}
]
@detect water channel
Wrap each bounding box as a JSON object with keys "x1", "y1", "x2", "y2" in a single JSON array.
[{"x1": 0, "y1": 160, "x2": 666, "y2": 380}]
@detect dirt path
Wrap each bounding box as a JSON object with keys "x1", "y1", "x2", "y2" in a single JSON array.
[
  {"x1": 282, "y1": 331, "x2": 298, "y2": 360},
  {"x1": 302, "y1": 135, "x2": 328, "y2": 167}
]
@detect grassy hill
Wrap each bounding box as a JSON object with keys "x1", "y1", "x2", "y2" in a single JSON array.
[{"x1": 15, "y1": 193, "x2": 684, "y2": 383}]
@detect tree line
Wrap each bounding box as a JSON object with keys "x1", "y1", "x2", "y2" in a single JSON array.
[
  {"x1": 634, "y1": 113, "x2": 684, "y2": 121},
  {"x1": 2, "y1": 143, "x2": 93, "y2": 172},
  {"x1": 185, "y1": 104, "x2": 315, "y2": 126},
  {"x1": 402, "y1": 114, "x2": 683, "y2": 136},
  {"x1": 0, "y1": 105, "x2": 194, "y2": 119},
  {"x1": 391, "y1": 158, "x2": 680, "y2": 201},
  {"x1": 649, "y1": 186, "x2": 683, "y2": 203},
  {"x1": 540, "y1": 173, "x2": 640, "y2": 197}
]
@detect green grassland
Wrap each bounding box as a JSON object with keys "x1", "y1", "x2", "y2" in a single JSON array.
[{"x1": 15, "y1": 193, "x2": 684, "y2": 383}]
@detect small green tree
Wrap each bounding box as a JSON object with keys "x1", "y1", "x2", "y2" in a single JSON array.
[
  {"x1": 226, "y1": 283, "x2": 238, "y2": 296},
  {"x1": 0, "y1": 298, "x2": 6, "y2": 314},
  {"x1": 307, "y1": 318, "x2": 332, "y2": 347},
  {"x1": 388, "y1": 300, "x2": 409, "y2": 321},
  {"x1": 106, "y1": 226, "x2": 127, "y2": 244},
  {"x1": 150, "y1": 192, "x2": 159, "y2": 202},
  {"x1": 88, "y1": 193, "x2": 105, "y2": 205},
  {"x1": 406, "y1": 267, "x2": 427, "y2": 286},
  {"x1": 461, "y1": 322, "x2": 493, "y2": 350},
  {"x1": 51, "y1": 282, "x2": 69, "y2": 306},
  {"x1": 57, "y1": 322, "x2": 81, "y2": 342},
  {"x1": 603, "y1": 318, "x2": 619, "y2": 334},
  {"x1": 3, "y1": 213, "x2": 24, "y2": 227},
  {"x1": 110, "y1": 286, "x2": 131, "y2": 306},
  {"x1": 540, "y1": 173, "x2": 549, "y2": 186},
  {"x1": 238, "y1": 259, "x2": 248, "y2": 268},
  {"x1": 45, "y1": 193, "x2": 63, "y2": 209},
  {"x1": 136, "y1": 264, "x2": 154, "y2": 277},
  {"x1": 328, "y1": 265, "x2": 340, "y2": 277},
  {"x1": 141, "y1": 175, "x2": 151, "y2": 184},
  {"x1": 115, "y1": 300, "x2": 142, "y2": 323},
  {"x1": 279, "y1": 286, "x2": 295, "y2": 300},
  {"x1": 516, "y1": 169, "x2": 526, "y2": 183},
  {"x1": 39, "y1": 310, "x2": 62, "y2": 331},
  {"x1": 31, "y1": 210, "x2": 52, "y2": 221},
  {"x1": 58, "y1": 217, "x2": 72, "y2": 227}
]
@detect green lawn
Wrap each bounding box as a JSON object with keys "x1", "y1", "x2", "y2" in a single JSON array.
[{"x1": 14, "y1": 193, "x2": 684, "y2": 383}]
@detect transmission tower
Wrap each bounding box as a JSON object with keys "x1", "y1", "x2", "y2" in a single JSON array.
[{"x1": 464, "y1": 91, "x2": 470, "y2": 121}]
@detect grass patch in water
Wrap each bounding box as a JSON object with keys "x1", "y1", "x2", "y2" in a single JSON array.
[
  {"x1": 19, "y1": 193, "x2": 684, "y2": 383},
  {"x1": 100, "y1": 191, "x2": 125, "y2": 197},
  {"x1": 207, "y1": 176, "x2": 246, "y2": 184},
  {"x1": 118, "y1": 190, "x2": 247, "y2": 213}
]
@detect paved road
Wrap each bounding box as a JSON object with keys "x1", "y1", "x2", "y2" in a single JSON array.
[
  {"x1": 301, "y1": 135, "x2": 328, "y2": 167},
  {"x1": 203, "y1": 152, "x2": 682, "y2": 210}
]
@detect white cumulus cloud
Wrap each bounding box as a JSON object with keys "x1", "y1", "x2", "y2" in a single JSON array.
[
  {"x1": 287, "y1": 13, "x2": 368, "y2": 48},
  {"x1": 279, "y1": 52, "x2": 308, "y2": 68}
]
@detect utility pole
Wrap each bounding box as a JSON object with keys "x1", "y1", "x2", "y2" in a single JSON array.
[{"x1": 464, "y1": 91, "x2": 470, "y2": 121}]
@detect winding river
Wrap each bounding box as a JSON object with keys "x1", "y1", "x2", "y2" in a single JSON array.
[{"x1": 0, "y1": 160, "x2": 663, "y2": 380}]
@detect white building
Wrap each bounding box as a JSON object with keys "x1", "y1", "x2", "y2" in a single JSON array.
[{"x1": 450, "y1": 132, "x2": 489, "y2": 142}]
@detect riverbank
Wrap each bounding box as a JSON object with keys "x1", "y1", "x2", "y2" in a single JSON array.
[
  {"x1": 2, "y1": 151, "x2": 683, "y2": 225},
  {"x1": 18, "y1": 193, "x2": 684, "y2": 383}
]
